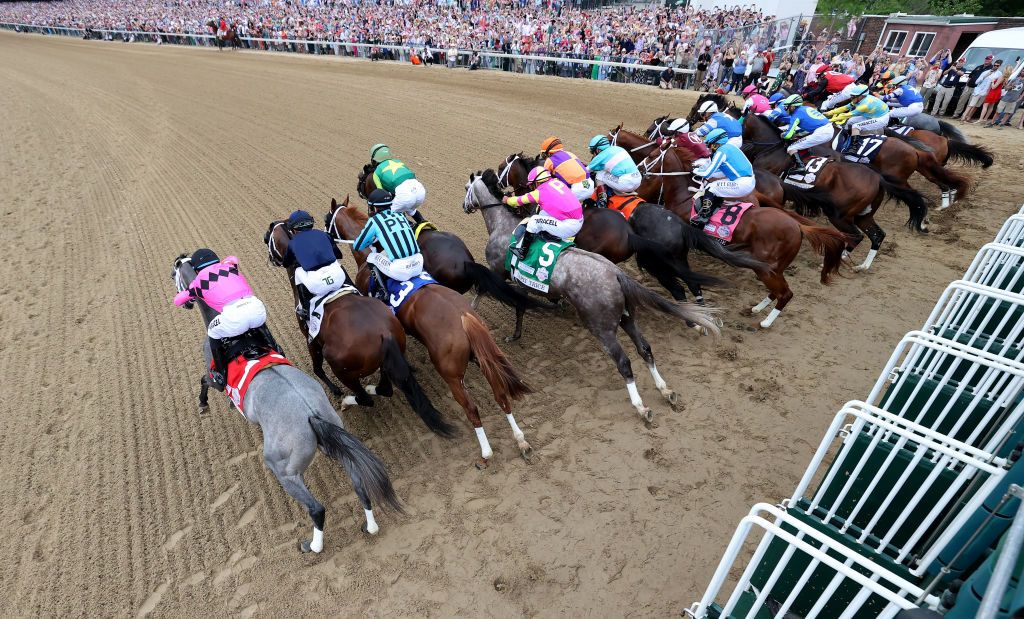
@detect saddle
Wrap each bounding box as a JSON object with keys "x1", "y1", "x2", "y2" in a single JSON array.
[{"x1": 223, "y1": 329, "x2": 274, "y2": 361}]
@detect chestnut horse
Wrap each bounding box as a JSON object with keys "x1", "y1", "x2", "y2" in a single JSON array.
[
  {"x1": 497, "y1": 153, "x2": 767, "y2": 307},
  {"x1": 325, "y1": 196, "x2": 533, "y2": 468},
  {"x1": 884, "y1": 127, "x2": 993, "y2": 208},
  {"x1": 264, "y1": 222, "x2": 455, "y2": 438},
  {"x1": 357, "y1": 164, "x2": 539, "y2": 312},
  {"x1": 634, "y1": 142, "x2": 849, "y2": 329}
]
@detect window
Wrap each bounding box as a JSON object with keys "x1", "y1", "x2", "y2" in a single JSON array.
[
  {"x1": 907, "y1": 32, "x2": 936, "y2": 57},
  {"x1": 883, "y1": 30, "x2": 908, "y2": 54}
]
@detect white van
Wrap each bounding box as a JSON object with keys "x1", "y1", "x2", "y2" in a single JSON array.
[{"x1": 958, "y1": 27, "x2": 1024, "y2": 72}]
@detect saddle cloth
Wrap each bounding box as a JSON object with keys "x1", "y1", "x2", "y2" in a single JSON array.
[
  {"x1": 782, "y1": 156, "x2": 831, "y2": 189},
  {"x1": 308, "y1": 285, "x2": 359, "y2": 341},
  {"x1": 836, "y1": 134, "x2": 886, "y2": 165},
  {"x1": 607, "y1": 194, "x2": 644, "y2": 220},
  {"x1": 505, "y1": 225, "x2": 573, "y2": 293},
  {"x1": 224, "y1": 352, "x2": 292, "y2": 416},
  {"x1": 375, "y1": 272, "x2": 437, "y2": 314},
  {"x1": 689, "y1": 201, "x2": 754, "y2": 243}
]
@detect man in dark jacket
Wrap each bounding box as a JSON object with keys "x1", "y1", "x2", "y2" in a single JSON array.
[
  {"x1": 954, "y1": 55, "x2": 993, "y2": 117},
  {"x1": 932, "y1": 59, "x2": 966, "y2": 116}
]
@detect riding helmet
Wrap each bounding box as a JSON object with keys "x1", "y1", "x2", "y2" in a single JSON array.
[
  {"x1": 540, "y1": 136, "x2": 563, "y2": 155},
  {"x1": 527, "y1": 167, "x2": 552, "y2": 187},
  {"x1": 768, "y1": 92, "x2": 785, "y2": 104},
  {"x1": 741, "y1": 84, "x2": 758, "y2": 96},
  {"x1": 698, "y1": 100, "x2": 719, "y2": 115},
  {"x1": 191, "y1": 248, "x2": 220, "y2": 270},
  {"x1": 849, "y1": 84, "x2": 869, "y2": 97},
  {"x1": 369, "y1": 143, "x2": 392, "y2": 163},
  {"x1": 782, "y1": 94, "x2": 803, "y2": 108},
  {"x1": 703, "y1": 128, "x2": 730, "y2": 147},
  {"x1": 366, "y1": 188, "x2": 394, "y2": 212},
  {"x1": 588, "y1": 134, "x2": 611, "y2": 154},
  {"x1": 890, "y1": 75, "x2": 908, "y2": 86}
]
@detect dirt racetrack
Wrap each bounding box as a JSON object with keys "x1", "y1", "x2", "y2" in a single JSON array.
[{"x1": 1, "y1": 30, "x2": 1021, "y2": 617}]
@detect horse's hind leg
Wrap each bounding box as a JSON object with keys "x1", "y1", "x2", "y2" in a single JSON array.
[
  {"x1": 310, "y1": 344, "x2": 342, "y2": 397},
  {"x1": 198, "y1": 375, "x2": 210, "y2": 413},
  {"x1": 340, "y1": 377, "x2": 374, "y2": 409},
  {"x1": 755, "y1": 270, "x2": 793, "y2": 329},
  {"x1": 852, "y1": 213, "x2": 886, "y2": 272},
  {"x1": 264, "y1": 441, "x2": 326, "y2": 552},
  {"x1": 590, "y1": 322, "x2": 651, "y2": 423},
  {"x1": 442, "y1": 374, "x2": 492, "y2": 469},
  {"x1": 620, "y1": 313, "x2": 681, "y2": 412}
]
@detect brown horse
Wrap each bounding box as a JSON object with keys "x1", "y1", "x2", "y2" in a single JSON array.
[
  {"x1": 264, "y1": 221, "x2": 456, "y2": 438},
  {"x1": 356, "y1": 164, "x2": 540, "y2": 313},
  {"x1": 634, "y1": 141, "x2": 849, "y2": 328},
  {"x1": 206, "y1": 20, "x2": 243, "y2": 50},
  {"x1": 325, "y1": 196, "x2": 533, "y2": 468},
  {"x1": 497, "y1": 153, "x2": 766, "y2": 309},
  {"x1": 885, "y1": 127, "x2": 993, "y2": 208}
]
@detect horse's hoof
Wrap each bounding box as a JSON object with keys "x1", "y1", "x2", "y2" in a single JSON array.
[
  {"x1": 198, "y1": 404, "x2": 208, "y2": 414},
  {"x1": 300, "y1": 539, "x2": 314, "y2": 553},
  {"x1": 666, "y1": 391, "x2": 684, "y2": 412},
  {"x1": 638, "y1": 407, "x2": 654, "y2": 424},
  {"x1": 685, "y1": 320, "x2": 696, "y2": 328},
  {"x1": 475, "y1": 458, "x2": 490, "y2": 470},
  {"x1": 504, "y1": 335, "x2": 521, "y2": 344},
  {"x1": 328, "y1": 385, "x2": 343, "y2": 397},
  {"x1": 520, "y1": 444, "x2": 533, "y2": 462},
  {"x1": 852, "y1": 264, "x2": 870, "y2": 273}
]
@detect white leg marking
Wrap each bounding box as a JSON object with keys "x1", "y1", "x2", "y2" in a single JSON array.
[
  {"x1": 365, "y1": 385, "x2": 377, "y2": 396},
  {"x1": 505, "y1": 413, "x2": 525, "y2": 442},
  {"x1": 364, "y1": 509, "x2": 379, "y2": 535},
  {"x1": 474, "y1": 426, "x2": 493, "y2": 459},
  {"x1": 752, "y1": 296, "x2": 773, "y2": 314},
  {"x1": 310, "y1": 527, "x2": 324, "y2": 553},
  {"x1": 648, "y1": 363, "x2": 669, "y2": 392},
  {"x1": 626, "y1": 380, "x2": 651, "y2": 420},
  {"x1": 341, "y1": 395, "x2": 358, "y2": 408},
  {"x1": 760, "y1": 307, "x2": 782, "y2": 329},
  {"x1": 940, "y1": 191, "x2": 950, "y2": 210},
  {"x1": 853, "y1": 249, "x2": 878, "y2": 272}
]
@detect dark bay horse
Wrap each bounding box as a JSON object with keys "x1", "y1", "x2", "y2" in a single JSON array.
[
  {"x1": 465, "y1": 170, "x2": 721, "y2": 421},
  {"x1": 634, "y1": 143, "x2": 849, "y2": 328},
  {"x1": 497, "y1": 153, "x2": 767, "y2": 310},
  {"x1": 264, "y1": 222, "x2": 456, "y2": 437},
  {"x1": 357, "y1": 164, "x2": 539, "y2": 312},
  {"x1": 742, "y1": 112, "x2": 929, "y2": 271},
  {"x1": 206, "y1": 20, "x2": 242, "y2": 50},
  {"x1": 172, "y1": 254, "x2": 402, "y2": 552},
  {"x1": 326, "y1": 196, "x2": 533, "y2": 468}
]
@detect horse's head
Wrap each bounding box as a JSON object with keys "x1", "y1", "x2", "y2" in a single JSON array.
[
  {"x1": 496, "y1": 153, "x2": 531, "y2": 195},
  {"x1": 325, "y1": 194, "x2": 367, "y2": 241},
  {"x1": 171, "y1": 252, "x2": 197, "y2": 309},
  {"x1": 356, "y1": 163, "x2": 374, "y2": 199},
  {"x1": 646, "y1": 116, "x2": 669, "y2": 140},
  {"x1": 263, "y1": 220, "x2": 290, "y2": 267},
  {"x1": 463, "y1": 170, "x2": 504, "y2": 214}
]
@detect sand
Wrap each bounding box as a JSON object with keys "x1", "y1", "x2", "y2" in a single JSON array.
[{"x1": 0, "y1": 30, "x2": 1019, "y2": 617}]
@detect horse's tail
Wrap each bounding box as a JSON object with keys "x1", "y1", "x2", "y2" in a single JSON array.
[
  {"x1": 675, "y1": 217, "x2": 769, "y2": 272},
  {"x1": 782, "y1": 183, "x2": 839, "y2": 220},
  {"x1": 380, "y1": 336, "x2": 456, "y2": 437},
  {"x1": 918, "y1": 153, "x2": 973, "y2": 199},
  {"x1": 946, "y1": 139, "x2": 994, "y2": 168},
  {"x1": 937, "y1": 119, "x2": 969, "y2": 143},
  {"x1": 614, "y1": 271, "x2": 721, "y2": 336},
  {"x1": 308, "y1": 416, "x2": 404, "y2": 513},
  {"x1": 461, "y1": 313, "x2": 531, "y2": 410},
  {"x1": 878, "y1": 173, "x2": 929, "y2": 232},
  {"x1": 795, "y1": 220, "x2": 848, "y2": 285},
  {"x1": 463, "y1": 261, "x2": 544, "y2": 311},
  {"x1": 626, "y1": 231, "x2": 725, "y2": 289},
  {"x1": 884, "y1": 129, "x2": 935, "y2": 153}
]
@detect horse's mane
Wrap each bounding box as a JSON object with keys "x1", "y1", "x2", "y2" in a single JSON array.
[{"x1": 480, "y1": 169, "x2": 503, "y2": 199}]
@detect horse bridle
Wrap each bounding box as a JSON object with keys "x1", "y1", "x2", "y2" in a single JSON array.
[
  {"x1": 463, "y1": 178, "x2": 506, "y2": 213},
  {"x1": 496, "y1": 154, "x2": 518, "y2": 188},
  {"x1": 609, "y1": 127, "x2": 657, "y2": 154},
  {"x1": 266, "y1": 221, "x2": 289, "y2": 266}
]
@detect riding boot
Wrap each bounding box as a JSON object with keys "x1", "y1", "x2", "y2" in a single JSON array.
[
  {"x1": 208, "y1": 337, "x2": 228, "y2": 391},
  {"x1": 791, "y1": 151, "x2": 807, "y2": 173},
  {"x1": 257, "y1": 325, "x2": 284, "y2": 357},
  {"x1": 409, "y1": 210, "x2": 425, "y2": 224},
  {"x1": 692, "y1": 196, "x2": 715, "y2": 227},
  {"x1": 295, "y1": 284, "x2": 313, "y2": 321},
  {"x1": 595, "y1": 187, "x2": 608, "y2": 209},
  {"x1": 369, "y1": 266, "x2": 389, "y2": 302},
  {"x1": 510, "y1": 223, "x2": 531, "y2": 260}
]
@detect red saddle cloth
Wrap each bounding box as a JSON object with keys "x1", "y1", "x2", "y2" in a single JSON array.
[{"x1": 214, "y1": 352, "x2": 291, "y2": 415}]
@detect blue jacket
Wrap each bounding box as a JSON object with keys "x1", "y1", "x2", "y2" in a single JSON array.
[
  {"x1": 781, "y1": 106, "x2": 831, "y2": 139},
  {"x1": 764, "y1": 103, "x2": 792, "y2": 125},
  {"x1": 588, "y1": 144, "x2": 639, "y2": 177},
  {"x1": 694, "y1": 143, "x2": 754, "y2": 181},
  {"x1": 883, "y1": 86, "x2": 924, "y2": 107},
  {"x1": 286, "y1": 229, "x2": 343, "y2": 271},
  {"x1": 353, "y1": 210, "x2": 420, "y2": 261},
  {"x1": 696, "y1": 112, "x2": 743, "y2": 138}
]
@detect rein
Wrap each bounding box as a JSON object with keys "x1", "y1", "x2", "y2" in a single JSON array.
[
  {"x1": 267, "y1": 222, "x2": 288, "y2": 266},
  {"x1": 611, "y1": 127, "x2": 656, "y2": 153},
  {"x1": 463, "y1": 180, "x2": 506, "y2": 213},
  {"x1": 496, "y1": 154, "x2": 518, "y2": 187},
  {"x1": 325, "y1": 205, "x2": 357, "y2": 245}
]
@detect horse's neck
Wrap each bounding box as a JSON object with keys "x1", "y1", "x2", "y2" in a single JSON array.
[{"x1": 480, "y1": 200, "x2": 518, "y2": 238}]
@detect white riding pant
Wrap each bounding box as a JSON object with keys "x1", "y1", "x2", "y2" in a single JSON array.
[
  {"x1": 295, "y1": 262, "x2": 346, "y2": 296},
  {"x1": 726, "y1": 136, "x2": 743, "y2": 148},
  {"x1": 367, "y1": 251, "x2": 424, "y2": 282},
  {"x1": 595, "y1": 170, "x2": 642, "y2": 194},
  {"x1": 787, "y1": 124, "x2": 834, "y2": 154},
  {"x1": 207, "y1": 297, "x2": 267, "y2": 339},
  {"x1": 708, "y1": 175, "x2": 756, "y2": 199},
  {"x1": 821, "y1": 85, "x2": 856, "y2": 111},
  {"x1": 526, "y1": 214, "x2": 584, "y2": 239},
  {"x1": 569, "y1": 178, "x2": 595, "y2": 201},
  {"x1": 847, "y1": 113, "x2": 889, "y2": 135},
  {"x1": 888, "y1": 101, "x2": 924, "y2": 120},
  {"x1": 391, "y1": 178, "x2": 426, "y2": 215}
]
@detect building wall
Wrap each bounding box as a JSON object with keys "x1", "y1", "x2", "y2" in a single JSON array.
[{"x1": 877, "y1": 23, "x2": 995, "y2": 60}]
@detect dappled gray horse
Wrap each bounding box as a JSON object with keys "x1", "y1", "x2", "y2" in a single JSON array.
[
  {"x1": 171, "y1": 254, "x2": 401, "y2": 552},
  {"x1": 463, "y1": 171, "x2": 720, "y2": 422}
]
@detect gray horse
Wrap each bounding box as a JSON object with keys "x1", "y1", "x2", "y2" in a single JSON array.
[
  {"x1": 463, "y1": 171, "x2": 720, "y2": 422},
  {"x1": 904, "y1": 113, "x2": 969, "y2": 142},
  {"x1": 171, "y1": 254, "x2": 401, "y2": 553}
]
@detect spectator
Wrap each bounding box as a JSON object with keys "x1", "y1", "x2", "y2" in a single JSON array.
[
  {"x1": 979, "y1": 67, "x2": 1007, "y2": 124},
  {"x1": 955, "y1": 54, "x2": 995, "y2": 118},
  {"x1": 933, "y1": 58, "x2": 966, "y2": 116},
  {"x1": 987, "y1": 75, "x2": 1022, "y2": 128},
  {"x1": 659, "y1": 64, "x2": 674, "y2": 90},
  {"x1": 962, "y1": 59, "x2": 1003, "y2": 123},
  {"x1": 920, "y1": 62, "x2": 943, "y2": 110}
]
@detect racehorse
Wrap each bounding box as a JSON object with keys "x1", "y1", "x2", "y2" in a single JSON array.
[
  {"x1": 464, "y1": 170, "x2": 720, "y2": 421},
  {"x1": 264, "y1": 222, "x2": 456, "y2": 437},
  {"x1": 325, "y1": 196, "x2": 533, "y2": 468},
  {"x1": 885, "y1": 124, "x2": 993, "y2": 208},
  {"x1": 497, "y1": 153, "x2": 767, "y2": 308},
  {"x1": 172, "y1": 254, "x2": 402, "y2": 553},
  {"x1": 357, "y1": 164, "x2": 540, "y2": 312},
  {"x1": 633, "y1": 142, "x2": 850, "y2": 328},
  {"x1": 206, "y1": 20, "x2": 242, "y2": 50},
  {"x1": 741, "y1": 112, "x2": 930, "y2": 270}
]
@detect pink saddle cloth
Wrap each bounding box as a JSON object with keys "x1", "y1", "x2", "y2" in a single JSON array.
[{"x1": 689, "y1": 201, "x2": 754, "y2": 242}]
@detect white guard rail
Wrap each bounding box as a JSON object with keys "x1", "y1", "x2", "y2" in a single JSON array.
[
  {"x1": 994, "y1": 214, "x2": 1024, "y2": 247},
  {"x1": 924, "y1": 280, "x2": 1024, "y2": 361},
  {"x1": 964, "y1": 243, "x2": 1024, "y2": 293}
]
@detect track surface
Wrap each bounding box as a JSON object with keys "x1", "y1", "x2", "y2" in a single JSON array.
[{"x1": 1, "y1": 31, "x2": 1019, "y2": 617}]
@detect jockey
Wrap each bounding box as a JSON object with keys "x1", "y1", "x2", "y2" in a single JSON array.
[
  {"x1": 173, "y1": 249, "x2": 281, "y2": 390},
  {"x1": 539, "y1": 136, "x2": 592, "y2": 202},
  {"x1": 806, "y1": 65, "x2": 855, "y2": 106},
  {"x1": 777, "y1": 94, "x2": 833, "y2": 173},
  {"x1": 218, "y1": 18, "x2": 227, "y2": 37},
  {"x1": 504, "y1": 166, "x2": 583, "y2": 260},
  {"x1": 880, "y1": 75, "x2": 925, "y2": 123},
  {"x1": 741, "y1": 85, "x2": 771, "y2": 115},
  {"x1": 668, "y1": 122, "x2": 713, "y2": 161},
  {"x1": 353, "y1": 189, "x2": 425, "y2": 301},
  {"x1": 369, "y1": 144, "x2": 427, "y2": 223},
  {"x1": 764, "y1": 96, "x2": 793, "y2": 125},
  {"x1": 826, "y1": 84, "x2": 890, "y2": 135},
  {"x1": 691, "y1": 128, "x2": 755, "y2": 227},
  {"x1": 587, "y1": 135, "x2": 642, "y2": 204},
  {"x1": 283, "y1": 210, "x2": 350, "y2": 321},
  {"x1": 693, "y1": 101, "x2": 743, "y2": 147}
]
